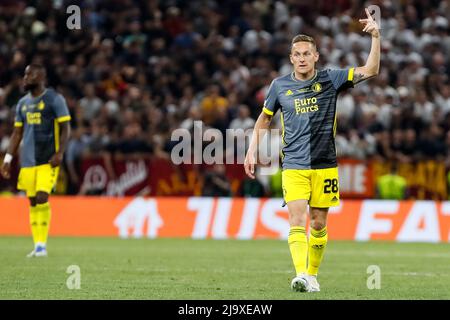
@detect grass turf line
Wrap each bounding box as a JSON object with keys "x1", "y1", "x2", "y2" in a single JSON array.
[{"x1": 0, "y1": 237, "x2": 449, "y2": 300}]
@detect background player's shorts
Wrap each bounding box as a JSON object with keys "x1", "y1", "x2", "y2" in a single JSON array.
[
  {"x1": 282, "y1": 167, "x2": 340, "y2": 208},
  {"x1": 17, "y1": 164, "x2": 59, "y2": 197}
]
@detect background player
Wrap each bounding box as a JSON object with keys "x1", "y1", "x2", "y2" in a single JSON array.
[
  {"x1": 1, "y1": 64, "x2": 71, "y2": 257},
  {"x1": 244, "y1": 8, "x2": 380, "y2": 292}
]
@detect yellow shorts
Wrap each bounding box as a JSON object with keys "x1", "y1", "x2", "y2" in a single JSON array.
[
  {"x1": 17, "y1": 164, "x2": 60, "y2": 197},
  {"x1": 282, "y1": 167, "x2": 340, "y2": 208}
]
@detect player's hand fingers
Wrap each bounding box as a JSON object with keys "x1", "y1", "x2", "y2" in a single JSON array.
[
  {"x1": 244, "y1": 162, "x2": 255, "y2": 179},
  {"x1": 365, "y1": 24, "x2": 374, "y2": 32},
  {"x1": 367, "y1": 21, "x2": 378, "y2": 32},
  {"x1": 365, "y1": 25, "x2": 375, "y2": 33},
  {"x1": 1, "y1": 166, "x2": 10, "y2": 179},
  {"x1": 248, "y1": 164, "x2": 256, "y2": 179},
  {"x1": 49, "y1": 158, "x2": 56, "y2": 167},
  {"x1": 365, "y1": 8, "x2": 374, "y2": 21},
  {"x1": 244, "y1": 166, "x2": 252, "y2": 179},
  {"x1": 364, "y1": 21, "x2": 375, "y2": 32}
]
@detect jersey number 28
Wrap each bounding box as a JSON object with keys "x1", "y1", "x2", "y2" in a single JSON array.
[{"x1": 324, "y1": 178, "x2": 338, "y2": 193}]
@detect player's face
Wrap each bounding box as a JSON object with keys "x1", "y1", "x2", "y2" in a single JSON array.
[
  {"x1": 290, "y1": 42, "x2": 319, "y2": 75},
  {"x1": 23, "y1": 66, "x2": 41, "y2": 91}
]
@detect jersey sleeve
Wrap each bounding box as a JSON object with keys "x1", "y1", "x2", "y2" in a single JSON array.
[
  {"x1": 14, "y1": 102, "x2": 24, "y2": 127},
  {"x1": 52, "y1": 94, "x2": 71, "y2": 123},
  {"x1": 327, "y1": 68, "x2": 355, "y2": 91},
  {"x1": 262, "y1": 80, "x2": 281, "y2": 116}
]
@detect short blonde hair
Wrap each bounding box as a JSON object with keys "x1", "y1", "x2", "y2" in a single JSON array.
[{"x1": 291, "y1": 34, "x2": 317, "y2": 51}]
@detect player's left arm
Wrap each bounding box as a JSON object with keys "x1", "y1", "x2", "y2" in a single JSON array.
[
  {"x1": 354, "y1": 8, "x2": 381, "y2": 84},
  {"x1": 49, "y1": 121, "x2": 71, "y2": 168},
  {"x1": 53, "y1": 121, "x2": 71, "y2": 164},
  {"x1": 49, "y1": 94, "x2": 72, "y2": 168}
]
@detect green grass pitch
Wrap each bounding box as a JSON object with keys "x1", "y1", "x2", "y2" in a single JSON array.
[{"x1": 0, "y1": 237, "x2": 449, "y2": 300}]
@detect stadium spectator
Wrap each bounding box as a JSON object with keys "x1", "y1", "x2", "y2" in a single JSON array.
[
  {"x1": 376, "y1": 163, "x2": 408, "y2": 200},
  {"x1": 241, "y1": 177, "x2": 265, "y2": 197},
  {"x1": 202, "y1": 164, "x2": 232, "y2": 197},
  {"x1": 79, "y1": 83, "x2": 103, "y2": 121},
  {"x1": 200, "y1": 84, "x2": 229, "y2": 126},
  {"x1": 0, "y1": 0, "x2": 449, "y2": 198},
  {"x1": 65, "y1": 123, "x2": 90, "y2": 189},
  {"x1": 269, "y1": 167, "x2": 283, "y2": 198},
  {"x1": 229, "y1": 105, "x2": 255, "y2": 131}
]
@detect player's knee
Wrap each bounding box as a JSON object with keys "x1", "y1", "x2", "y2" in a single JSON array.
[
  {"x1": 310, "y1": 219, "x2": 326, "y2": 231},
  {"x1": 289, "y1": 212, "x2": 307, "y2": 226},
  {"x1": 35, "y1": 192, "x2": 49, "y2": 204}
]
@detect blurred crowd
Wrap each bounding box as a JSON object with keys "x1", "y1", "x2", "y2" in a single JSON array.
[{"x1": 0, "y1": 0, "x2": 449, "y2": 197}]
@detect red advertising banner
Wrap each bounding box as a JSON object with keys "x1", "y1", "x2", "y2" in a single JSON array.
[
  {"x1": 1, "y1": 156, "x2": 448, "y2": 199},
  {"x1": 79, "y1": 157, "x2": 246, "y2": 196},
  {"x1": 338, "y1": 158, "x2": 374, "y2": 198}
]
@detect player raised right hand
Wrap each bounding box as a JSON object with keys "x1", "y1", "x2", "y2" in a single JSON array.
[
  {"x1": 359, "y1": 8, "x2": 380, "y2": 38},
  {"x1": 0, "y1": 162, "x2": 11, "y2": 179}
]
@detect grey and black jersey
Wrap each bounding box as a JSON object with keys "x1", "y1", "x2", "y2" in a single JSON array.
[
  {"x1": 262, "y1": 68, "x2": 355, "y2": 170},
  {"x1": 14, "y1": 88, "x2": 71, "y2": 168}
]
